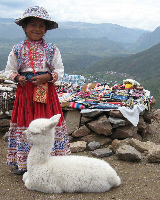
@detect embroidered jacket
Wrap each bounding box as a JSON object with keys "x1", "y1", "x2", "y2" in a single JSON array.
[{"x1": 5, "y1": 39, "x2": 64, "y2": 82}]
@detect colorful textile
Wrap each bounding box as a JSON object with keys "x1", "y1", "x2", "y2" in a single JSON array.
[
  {"x1": 7, "y1": 82, "x2": 71, "y2": 171},
  {"x1": 57, "y1": 81, "x2": 150, "y2": 111},
  {"x1": 33, "y1": 82, "x2": 48, "y2": 103},
  {"x1": 13, "y1": 39, "x2": 55, "y2": 72},
  {"x1": 5, "y1": 39, "x2": 64, "y2": 82},
  {"x1": 15, "y1": 6, "x2": 58, "y2": 30},
  {"x1": 69, "y1": 102, "x2": 85, "y2": 109}
]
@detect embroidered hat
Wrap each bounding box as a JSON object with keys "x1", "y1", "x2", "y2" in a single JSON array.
[{"x1": 15, "y1": 6, "x2": 58, "y2": 30}]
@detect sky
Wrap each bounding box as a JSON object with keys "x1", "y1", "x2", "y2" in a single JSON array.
[{"x1": 1, "y1": 0, "x2": 160, "y2": 31}]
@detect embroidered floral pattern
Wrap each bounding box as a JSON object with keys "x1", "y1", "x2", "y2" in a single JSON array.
[
  {"x1": 33, "y1": 83, "x2": 48, "y2": 103},
  {"x1": 22, "y1": 40, "x2": 44, "y2": 71},
  {"x1": 13, "y1": 39, "x2": 55, "y2": 72}
]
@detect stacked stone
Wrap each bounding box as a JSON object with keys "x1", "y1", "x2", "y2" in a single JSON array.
[{"x1": 63, "y1": 107, "x2": 160, "y2": 163}]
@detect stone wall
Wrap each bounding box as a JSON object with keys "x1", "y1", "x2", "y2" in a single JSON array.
[
  {"x1": 63, "y1": 107, "x2": 160, "y2": 163},
  {"x1": 63, "y1": 107, "x2": 156, "y2": 146},
  {"x1": 0, "y1": 102, "x2": 157, "y2": 142}
]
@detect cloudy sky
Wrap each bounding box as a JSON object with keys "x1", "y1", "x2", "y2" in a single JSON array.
[{"x1": 1, "y1": 0, "x2": 160, "y2": 31}]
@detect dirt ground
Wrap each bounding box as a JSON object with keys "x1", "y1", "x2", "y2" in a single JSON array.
[{"x1": 0, "y1": 120, "x2": 160, "y2": 200}]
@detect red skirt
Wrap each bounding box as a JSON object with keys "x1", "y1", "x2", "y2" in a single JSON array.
[{"x1": 7, "y1": 82, "x2": 71, "y2": 171}]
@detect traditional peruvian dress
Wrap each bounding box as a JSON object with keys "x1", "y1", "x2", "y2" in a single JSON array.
[{"x1": 5, "y1": 39, "x2": 71, "y2": 172}]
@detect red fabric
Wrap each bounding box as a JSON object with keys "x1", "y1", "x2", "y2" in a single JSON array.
[{"x1": 11, "y1": 82, "x2": 64, "y2": 127}]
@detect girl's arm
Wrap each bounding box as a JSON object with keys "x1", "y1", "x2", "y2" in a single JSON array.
[
  {"x1": 50, "y1": 46, "x2": 64, "y2": 80},
  {"x1": 5, "y1": 49, "x2": 21, "y2": 81},
  {"x1": 5, "y1": 49, "x2": 27, "y2": 85}
]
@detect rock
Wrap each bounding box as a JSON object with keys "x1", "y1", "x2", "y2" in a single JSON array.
[
  {"x1": 133, "y1": 133, "x2": 142, "y2": 141},
  {"x1": 0, "y1": 127, "x2": 9, "y2": 136},
  {"x1": 108, "y1": 116, "x2": 126, "y2": 128},
  {"x1": 91, "y1": 148, "x2": 113, "y2": 158},
  {"x1": 155, "y1": 109, "x2": 160, "y2": 120},
  {"x1": 146, "y1": 123, "x2": 155, "y2": 134},
  {"x1": 111, "y1": 125, "x2": 138, "y2": 139},
  {"x1": 129, "y1": 138, "x2": 156, "y2": 153},
  {"x1": 87, "y1": 115, "x2": 112, "y2": 136},
  {"x1": 64, "y1": 110, "x2": 81, "y2": 134},
  {"x1": 80, "y1": 133, "x2": 112, "y2": 146},
  {"x1": 150, "y1": 97, "x2": 156, "y2": 108},
  {"x1": 143, "y1": 110, "x2": 154, "y2": 124},
  {"x1": 81, "y1": 110, "x2": 102, "y2": 118},
  {"x1": 81, "y1": 116, "x2": 93, "y2": 124},
  {"x1": 110, "y1": 138, "x2": 157, "y2": 154},
  {"x1": 116, "y1": 145, "x2": 142, "y2": 162},
  {"x1": 109, "y1": 138, "x2": 131, "y2": 153},
  {"x1": 0, "y1": 113, "x2": 9, "y2": 119},
  {"x1": 70, "y1": 141, "x2": 87, "y2": 153},
  {"x1": 68, "y1": 135, "x2": 74, "y2": 143},
  {"x1": 137, "y1": 116, "x2": 147, "y2": 137},
  {"x1": 0, "y1": 118, "x2": 10, "y2": 127},
  {"x1": 2, "y1": 131, "x2": 9, "y2": 142},
  {"x1": 147, "y1": 145, "x2": 160, "y2": 163},
  {"x1": 72, "y1": 125, "x2": 90, "y2": 137},
  {"x1": 87, "y1": 141, "x2": 100, "y2": 150},
  {"x1": 109, "y1": 110, "x2": 124, "y2": 118}
]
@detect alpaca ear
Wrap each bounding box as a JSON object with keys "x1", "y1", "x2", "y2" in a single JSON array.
[
  {"x1": 50, "y1": 114, "x2": 61, "y2": 123},
  {"x1": 42, "y1": 114, "x2": 61, "y2": 132}
]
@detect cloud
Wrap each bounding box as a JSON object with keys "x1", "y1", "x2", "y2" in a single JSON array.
[{"x1": 0, "y1": 0, "x2": 160, "y2": 30}]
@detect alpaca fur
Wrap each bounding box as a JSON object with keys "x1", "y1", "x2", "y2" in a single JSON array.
[{"x1": 23, "y1": 114, "x2": 121, "y2": 193}]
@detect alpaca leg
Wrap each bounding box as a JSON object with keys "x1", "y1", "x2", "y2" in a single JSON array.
[
  {"x1": 22, "y1": 171, "x2": 28, "y2": 182},
  {"x1": 24, "y1": 178, "x2": 34, "y2": 190},
  {"x1": 52, "y1": 187, "x2": 63, "y2": 194}
]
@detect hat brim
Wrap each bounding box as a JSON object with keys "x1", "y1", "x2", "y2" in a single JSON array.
[{"x1": 15, "y1": 16, "x2": 58, "y2": 30}]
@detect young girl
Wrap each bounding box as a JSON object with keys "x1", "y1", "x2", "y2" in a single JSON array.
[{"x1": 5, "y1": 6, "x2": 71, "y2": 174}]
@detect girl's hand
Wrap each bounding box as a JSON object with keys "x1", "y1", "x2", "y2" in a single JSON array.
[
  {"x1": 30, "y1": 74, "x2": 52, "y2": 86},
  {"x1": 15, "y1": 75, "x2": 27, "y2": 86}
]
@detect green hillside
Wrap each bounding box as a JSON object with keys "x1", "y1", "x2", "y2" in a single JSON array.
[{"x1": 77, "y1": 43, "x2": 160, "y2": 109}]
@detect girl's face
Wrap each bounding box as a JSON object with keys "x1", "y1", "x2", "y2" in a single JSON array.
[{"x1": 22, "y1": 17, "x2": 47, "y2": 41}]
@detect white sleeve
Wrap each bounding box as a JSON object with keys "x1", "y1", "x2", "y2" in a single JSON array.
[
  {"x1": 5, "y1": 49, "x2": 19, "y2": 81},
  {"x1": 51, "y1": 46, "x2": 64, "y2": 80}
]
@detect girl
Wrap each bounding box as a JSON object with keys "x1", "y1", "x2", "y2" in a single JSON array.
[{"x1": 5, "y1": 6, "x2": 71, "y2": 174}]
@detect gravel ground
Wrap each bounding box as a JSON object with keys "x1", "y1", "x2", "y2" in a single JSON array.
[{"x1": 0, "y1": 120, "x2": 160, "y2": 200}]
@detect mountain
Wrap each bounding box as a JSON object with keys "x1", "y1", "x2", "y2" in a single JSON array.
[
  {"x1": 47, "y1": 21, "x2": 147, "y2": 43},
  {"x1": 78, "y1": 43, "x2": 160, "y2": 108},
  {"x1": 127, "y1": 26, "x2": 160, "y2": 53},
  {"x1": 0, "y1": 18, "x2": 147, "y2": 43}
]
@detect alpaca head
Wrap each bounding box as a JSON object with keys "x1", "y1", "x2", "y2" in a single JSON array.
[{"x1": 23, "y1": 114, "x2": 61, "y2": 145}]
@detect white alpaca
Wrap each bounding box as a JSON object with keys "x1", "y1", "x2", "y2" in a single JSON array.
[{"x1": 23, "y1": 114, "x2": 121, "y2": 193}]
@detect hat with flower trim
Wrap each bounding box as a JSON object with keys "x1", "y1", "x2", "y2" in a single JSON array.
[{"x1": 15, "y1": 6, "x2": 58, "y2": 30}]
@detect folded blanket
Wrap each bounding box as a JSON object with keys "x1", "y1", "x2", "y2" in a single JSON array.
[{"x1": 118, "y1": 104, "x2": 146, "y2": 126}]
